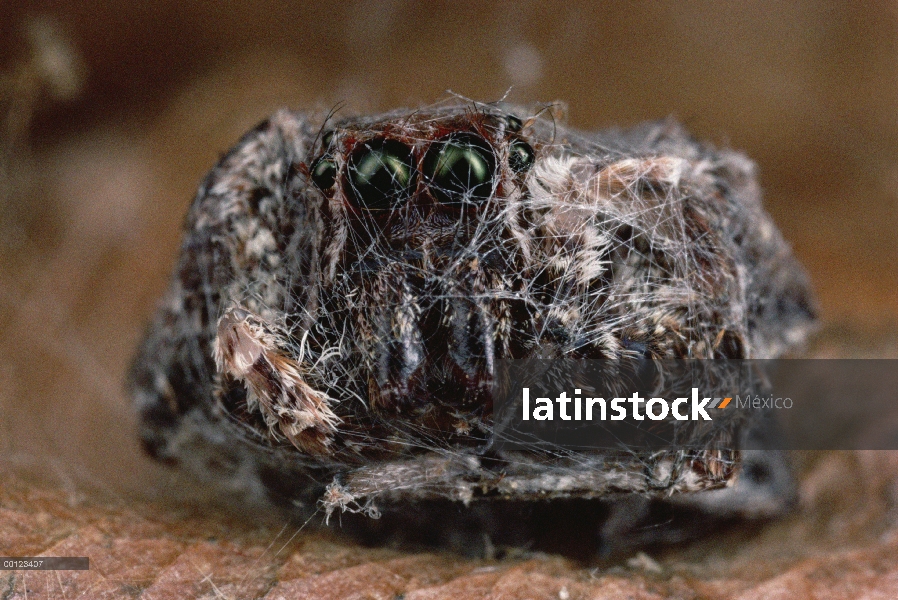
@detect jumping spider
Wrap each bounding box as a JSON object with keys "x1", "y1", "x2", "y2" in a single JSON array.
[{"x1": 130, "y1": 100, "x2": 815, "y2": 555}]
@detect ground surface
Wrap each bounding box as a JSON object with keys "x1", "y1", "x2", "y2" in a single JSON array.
[{"x1": 3, "y1": 443, "x2": 898, "y2": 598}]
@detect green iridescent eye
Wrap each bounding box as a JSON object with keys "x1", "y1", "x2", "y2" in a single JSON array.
[
  {"x1": 321, "y1": 130, "x2": 334, "y2": 148},
  {"x1": 346, "y1": 138, "x2": 415, "y2": 210},
  {"x1": 311, "y1": 156, "x2": 337, "y2": 191},
  {"x1": 503, "y1": 114, "x2": 523, "y2": 133},
  {"x1": 508, "y1": 140, "x2": 534, "y2": 173},
  {"x1": 423, "y1": 133, "x2": 497, "y2": 205}
]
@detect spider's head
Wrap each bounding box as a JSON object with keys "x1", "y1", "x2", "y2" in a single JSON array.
[{"x1": 296, "y1": 109, "x2": 541, "y2": 418}]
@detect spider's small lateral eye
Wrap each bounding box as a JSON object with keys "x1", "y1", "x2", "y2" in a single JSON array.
[
  {"x1": 347, "y1": 138, "x2": 415, "y2": 211},
  {"x1": 423, "y1": 133, "x2": 496, "y2": 205},
  {"x1": 508, "y1": 140, "x2": 534, "y2": 173},
  {"x1": 311, "y1": 156, "x2": 337, "y2": 191},
  {"x1": 503, "y1": 114, "x2": 523, "y2": 133},
  {"x1": 321, "y1": 130, "x2": 335, "y2": 148}
]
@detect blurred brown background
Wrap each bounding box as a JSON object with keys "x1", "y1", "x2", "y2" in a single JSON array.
[{"x1": 1, "y1": 1, "x2": 897, "y2": 597}]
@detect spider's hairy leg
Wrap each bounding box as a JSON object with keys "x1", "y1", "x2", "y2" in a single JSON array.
[{"x1": 214, "y1": 306, "x2": 340, "y2": 455}]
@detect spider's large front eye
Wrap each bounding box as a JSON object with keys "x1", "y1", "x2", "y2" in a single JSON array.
[
  {"x1": 346, "y1": 138, "x2": 414, "y2": 210},
  {"x1": 423, "y1": 133, "x2": 496, "y2": 205}
]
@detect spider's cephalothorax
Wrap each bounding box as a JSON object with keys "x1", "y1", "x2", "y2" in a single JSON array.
[{"x1": 130, "y1": 101, "x2": 815, "y2": 527}]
